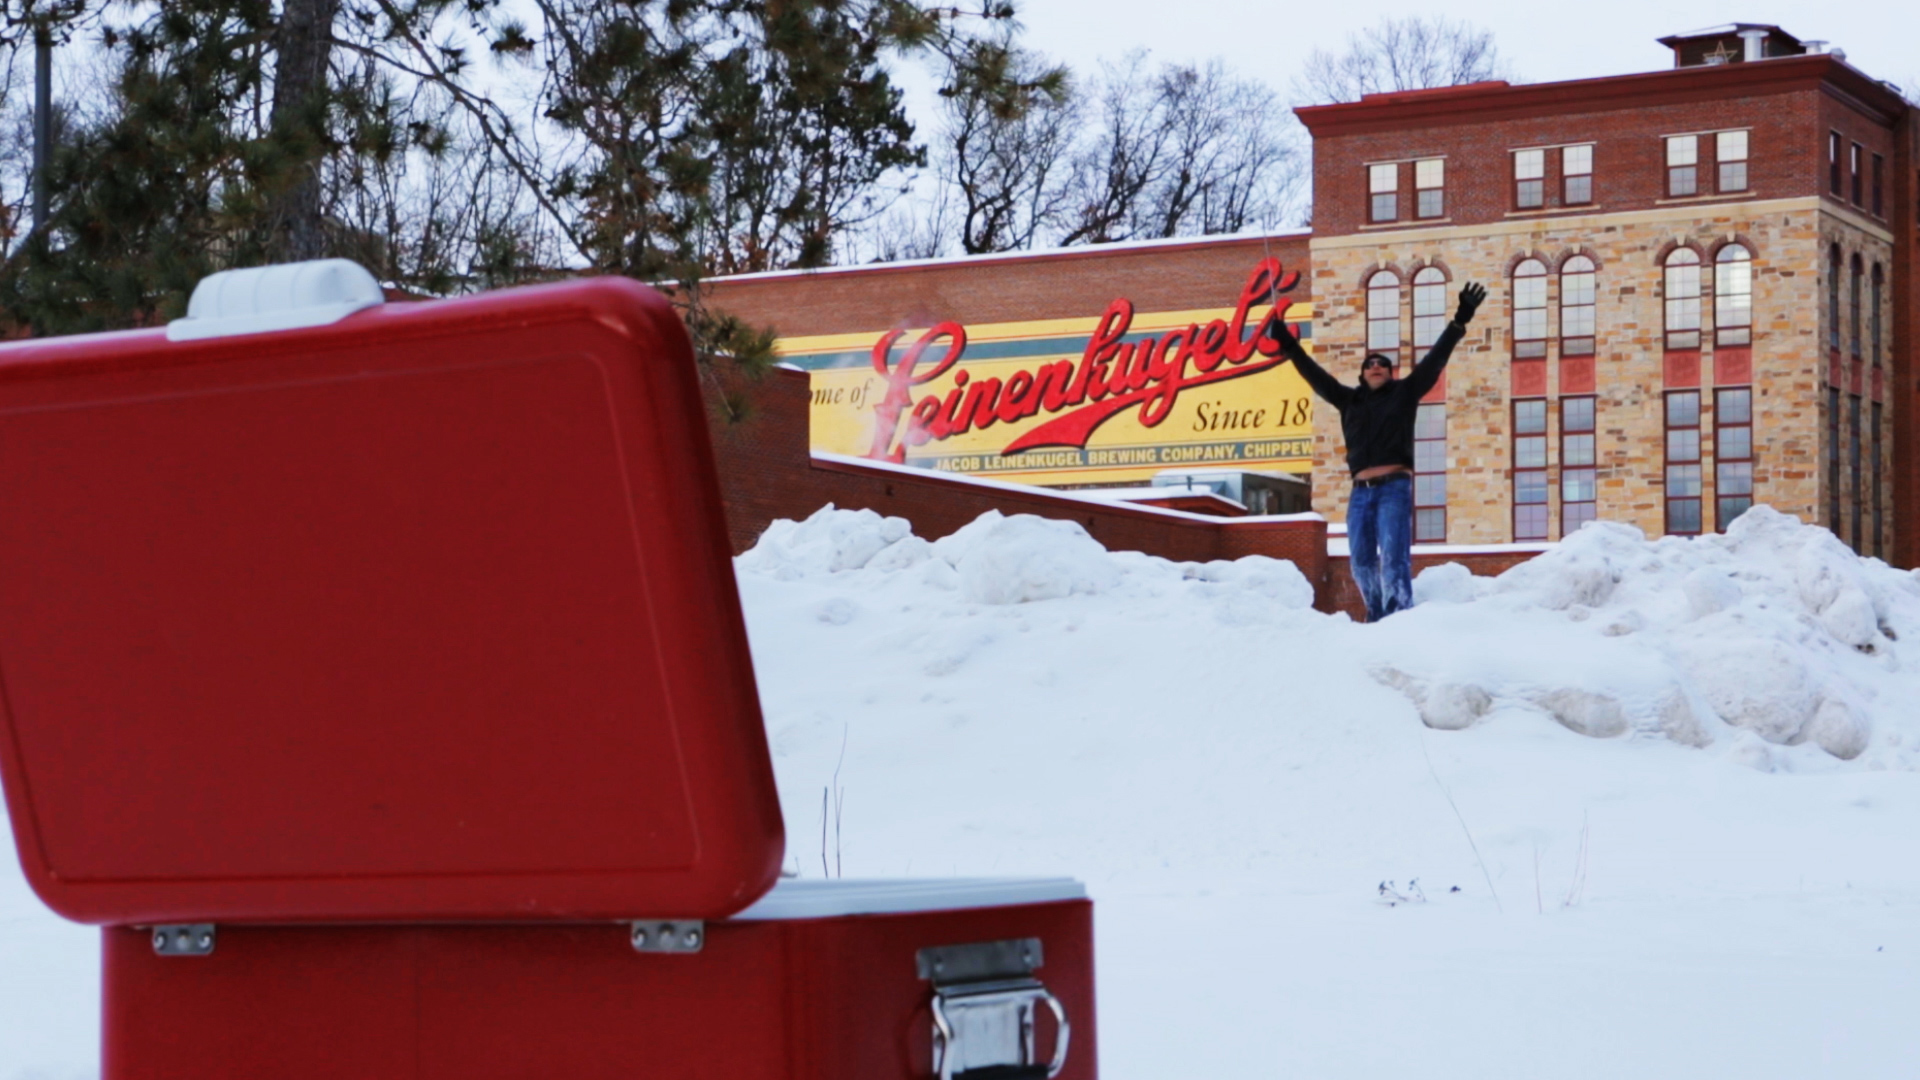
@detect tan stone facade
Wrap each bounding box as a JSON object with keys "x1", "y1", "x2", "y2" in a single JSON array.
[{"x1": 1306, "y1": 198, "x2": 1898, "y2": 552}]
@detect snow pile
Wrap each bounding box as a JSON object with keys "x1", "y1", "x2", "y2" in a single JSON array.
[
  {"x1": 745, "y1": 503, "x2": 1920, "y2": 770},
  {"x1": 1380, "y1": 507, "x2": 1920, "y2": 767},
  {"x1": 725, "y1": 504, "x2": 1920, "y2": 1078},
  {"x1": 741, "y1": 504, "x2": 1313, "y2": 614},
  {"x1": 8, "y1": 503, "x2": 1920, "y2": 1080}
]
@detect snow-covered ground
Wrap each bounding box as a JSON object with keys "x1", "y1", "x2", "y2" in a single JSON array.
[{"x1": 6, "y1": 505, "x2": 1920, "y2": 1078}]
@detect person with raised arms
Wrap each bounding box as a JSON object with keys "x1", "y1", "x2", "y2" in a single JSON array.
[{"x1": 1269, "y1": 282, "x2": 1487, "y2": 622}]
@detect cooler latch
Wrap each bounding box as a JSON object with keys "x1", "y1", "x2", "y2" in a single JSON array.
[
  {"x1": 152, "y1": 924, "x2": 216, "y2": 956},
  {"x1": 918, "y1": 937, "x2": 1069, "y2": 1080}
]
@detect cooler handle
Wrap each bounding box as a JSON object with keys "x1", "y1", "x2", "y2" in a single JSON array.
[{"x1": 929, "y1": 982, "x2": 1069, "y2": 1080}]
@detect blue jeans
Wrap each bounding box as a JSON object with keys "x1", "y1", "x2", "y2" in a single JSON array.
[{"x1": 1347, "y1": 474, "x2": 1413, "y2": 622}]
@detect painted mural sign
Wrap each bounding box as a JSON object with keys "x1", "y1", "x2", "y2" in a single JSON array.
[{"x1": 784, "y1": 258, "x2": 1318, "y2": 487}]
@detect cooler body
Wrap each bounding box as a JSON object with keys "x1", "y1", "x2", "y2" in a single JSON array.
[
  {"x1": 0, "y1": 266, "x2": 1099, "y2": 1080},
  {"x1": 104, "y1": 884, "x2": 1096, "y2": 1080}
]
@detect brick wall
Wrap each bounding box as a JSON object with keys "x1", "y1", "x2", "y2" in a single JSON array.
[
  {"x1": 704, "y1": 366, "x2": 1342, "y2": 592},
  {"x1": 1326, "y1": 549, "x2": 1543, "y2": 621},
  {"x1": 1296, "y1": 52, "x2": 1914, "y2": 567},
  {"x1": 1896, "y1": 104, "x2": 1920, "y2": 568},
  {"x1": 701, "y1": 234, "x2": 1313, "y2": 337},
  {"x1": 1298, "y1": 56, "x2": 1897, "y2": 238}
]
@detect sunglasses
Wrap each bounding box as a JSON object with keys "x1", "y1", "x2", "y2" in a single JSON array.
[{"x1": 1361, "y1": 358, "x2": 1396, "y2": 371}]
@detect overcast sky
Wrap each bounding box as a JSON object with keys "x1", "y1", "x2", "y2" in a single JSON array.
[{"x1": 1011, "y1": 0, "x2": 1918, "y2": 98}]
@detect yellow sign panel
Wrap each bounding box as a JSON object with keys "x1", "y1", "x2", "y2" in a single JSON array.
[{"x1": 782, "y1": 259, "x2": 1318, "y2": 487}]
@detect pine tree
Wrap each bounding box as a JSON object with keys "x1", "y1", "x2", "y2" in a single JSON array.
[
  {"x1": 0, "y1": 0, "x2": 1046, "y2": 419},
  {"x1": 3, "y1": 0, "x2": 278, "y2": 334}
]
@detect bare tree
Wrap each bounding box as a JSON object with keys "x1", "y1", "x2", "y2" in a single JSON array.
[
  {"x1": 861, "y1": 182, "x2": 952, "y2": 261},
  {"x1": 1134, "y1": 59, "x2": 1303, "y2": 236},
  {"x1": 939, "y1": 45, "x2": 1076, "y2": 254},
  {"x1": 1293, "y1": 16, "x2": 1511, "y2": 105},
  {"x1": 319, "y1": 54, "x2": 558, "y2": 295},
  {"x1": 1061, "y1": 53, "x2": 1305, "y2": 244},
  {"x1": 1057, "y1": 52, "x2": 1169, "y2": 245}
]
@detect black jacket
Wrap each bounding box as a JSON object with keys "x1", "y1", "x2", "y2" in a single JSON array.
[{"x1": 1278, "y1": 322, "x2": 1465, "y2": 477}]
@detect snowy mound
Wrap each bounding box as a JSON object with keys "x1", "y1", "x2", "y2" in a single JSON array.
[
  {"x1": 1382, "y1": 507, "x2": 1920, "y2": 766},
  {"x1": 741, "y1": 504, "x2": 1314, "y2": 613},
  {"x1": 11, "y1": 504, "x2": 1920, "y2": 1080},
  {"x1": 741, "y1": 505, "x2": 1920, "y2": 770}
]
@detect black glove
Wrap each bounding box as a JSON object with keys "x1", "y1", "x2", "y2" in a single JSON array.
[{"x1": 1455, "y1": 282, "x2": 1486, "y2": 325}]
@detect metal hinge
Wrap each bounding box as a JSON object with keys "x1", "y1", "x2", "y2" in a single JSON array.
[
  {"x1": 152, "y1": 924, "x2": 216, "y2": 957},
  {"x1": 918, "y1": 938, "x2": 1068, "y2": 1080},
  {"x1": 629, "y1": 920, "x2": 705, "y2": 954}
]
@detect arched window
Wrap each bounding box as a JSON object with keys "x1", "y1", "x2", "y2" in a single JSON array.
[
  {"x1": 1828, "y1": 245, "x2": 1842, "y2": 352},
  {"x1": 1713, "y1": 245, "x2": 1752, "y2": 347},
  {"x1": 1663, "y1": 248, "x2": 1701, "y2": 351},
  {"x1": 1512, "y1": 258, "x2": 1547, "y2": 358},
  {"x1": 1872, "y1": 263, "x2": 1885, "y2": 365},
  {"x1": 1560, "y1": 255, "x2": 1596, "y2": 356},
  {"x1": 1366, "y1": 270, "x2": 1401, "y2": 362},
  {"x1": 1411, "y1": 267, "x2": 1449, "y2": 348},
  {"x1": 1849, "y1": 255, "x2": 1863, "y2": 358}
]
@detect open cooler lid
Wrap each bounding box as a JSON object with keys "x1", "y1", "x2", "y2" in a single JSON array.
[{"x1": 0, "y1": 265, "x2": 784, "y2": 925}]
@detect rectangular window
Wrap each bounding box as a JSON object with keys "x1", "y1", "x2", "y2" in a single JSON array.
[
  {"x1": 1715, "y1": 388, "x2": 1753, "y2": 529},
  {"x1": 1414, "y1": 403, "x2": 1447, "y2": 542},
  {"x1": 1369, "y1": 163, "x2": 1398, "y2": 223},
  {"x1": 1828, "y1": 387, "x2": 1841, "y2": 532},
  {"x1": 1514, "y1": 149, "x2": 1545, "y2": 209},
  {"x1": 1872, "y1": 154, "x2": 1885, "y2": 217},
  {"x1": 1561, "y1": 396, "x2": 1597, "y2": 535},
  {"x1": 1513, "y1": 399, "x2": 1549, "y2": 541},
  {"x1": 1415, "y1": 158, "x2": 1444, "y2": 218},
  {"x1": 1872, "y1": 401, "x2": 1884, "y2": 558},
  {"x1": 1666, "y1": 390, "x2": 1702, "y2": 535},
  {"x1": 1563, "y1": 145, "x2": 1593, "y2": 205},
  {"x1": 1851, "y1": 143, "x2": 1863, "y2": 206},
  {"x1": 1849, "y1": 394, "x2": 1863, "y2": 552},
  {"x1": 1716, "y1": 130, "x2": 1748, "y2": 192},
  {"x1": 1666, "y1": 135, "x2": 1698, "y2": 197},
  {"x1": 1830, "y1": 132, "x2": 1842, "y2": 195}
]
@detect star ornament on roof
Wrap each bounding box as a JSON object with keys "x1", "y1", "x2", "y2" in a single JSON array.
[{"x1": 1702, "y1": 40, "x2": 1740, "y2": 65}]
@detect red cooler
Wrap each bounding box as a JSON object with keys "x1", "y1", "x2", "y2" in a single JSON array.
[{"x1": 0, "y1": 262, "x2": 1093, "y2": 1080}]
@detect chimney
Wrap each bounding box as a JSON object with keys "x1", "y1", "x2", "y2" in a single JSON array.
[{"x1": 1737, "y1": 28, "x2": 1768, "y2": 61}]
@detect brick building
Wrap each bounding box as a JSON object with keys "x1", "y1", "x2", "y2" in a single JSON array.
[
  {"x1": 705, "y1": 24, "x2": 1919, "y2": 568},
  {"x1": 1296, "y1": 25, "x2": 1917, "y2": 562}
]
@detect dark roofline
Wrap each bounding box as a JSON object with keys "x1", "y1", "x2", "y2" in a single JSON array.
[
  {"x1": 1294, "y1": 54, "x2": 1908, "y2": 137},
  {"x1": 1655, "y1": 24, "x2": 1804, "y2": 49},
  {"x1": 702, "y1": 231, "x2": 1310, "y2": 288}
]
